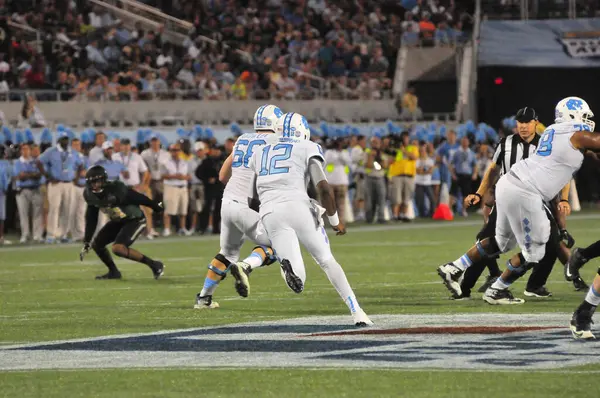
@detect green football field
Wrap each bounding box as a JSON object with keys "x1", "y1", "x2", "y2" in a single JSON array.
[{"x1": 2, "y1": 214, "x2": 600, "y2": 397}]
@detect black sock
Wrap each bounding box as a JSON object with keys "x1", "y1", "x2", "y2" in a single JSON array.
[
  {"x1": 581, "y1": 240, "x2": 600, "y2": 260},
  {"x1": 140, "y1": 255, "x2": 156, "y2": 267},
  {"x1": 486, "y1": 258, "x2": 501, "y2": 277},
  {"x1": 95, "y1": 247, "x2": 119, "y2": 273},
  {"x1": 577, "y1": 300, "x2": 597, "y2": 314}
]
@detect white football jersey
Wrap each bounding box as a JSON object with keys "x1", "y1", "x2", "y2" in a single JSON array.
[
  {"x1": 223, "y1": 132, "x2": 278, "y2": 202},
  {"x1": 250, "y1": 138, "x2": 325, "y2": 214},
  {"x1": 511, "y1": 122, "x2": 585, "y2": 201}
]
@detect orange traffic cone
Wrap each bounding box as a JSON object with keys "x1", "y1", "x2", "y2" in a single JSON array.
[{"x1": 432, "y1": 203, "x2": 454, "y2": 221}]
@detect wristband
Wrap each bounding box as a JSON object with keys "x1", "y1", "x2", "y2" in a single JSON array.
[
  {"x1": 560, "y1": 199, "x2": 569, "y2": 203},
  {"x1": 474, "y1": 193, "x2": 482, "y2": 199},
  {"x1": 327, "y1": 212, "x2": 340, "y2": 226}
]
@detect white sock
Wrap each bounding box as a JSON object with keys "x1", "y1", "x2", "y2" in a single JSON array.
[
  {"x1": 491, "y1": 276, "x2": 510, "y2": 290},
  {"x1": 452, "y1": 254, "x2": 472, "y2": 271},
  {"x1": 320, "y1": 257, "x2": 361, "y2": 313},
  {"x1": 585, "y1": 285, "x2": 600, "y2": 306},
  {"x1": 242, "y1": 251, "x2": 265, "y2": 269}
]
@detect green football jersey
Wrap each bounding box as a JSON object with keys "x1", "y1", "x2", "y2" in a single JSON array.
[{"x1": 84, "y1": 180, "x2": 144, "y2": 221}]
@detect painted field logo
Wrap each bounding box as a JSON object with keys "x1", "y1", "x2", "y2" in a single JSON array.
[{"x1": 1, "y1": 313, "x2": 599, "y2": 370}]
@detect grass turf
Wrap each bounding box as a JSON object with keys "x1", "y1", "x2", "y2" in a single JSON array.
[{"x1": 1, "y1": 215, "x2": 600, "y2": 397}]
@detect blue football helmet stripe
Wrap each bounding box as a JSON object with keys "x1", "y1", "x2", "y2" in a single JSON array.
[{"x1": 256, "y1": 105, "x2": 266, "y2": 127}]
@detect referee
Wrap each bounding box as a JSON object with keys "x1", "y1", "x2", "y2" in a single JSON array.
[{"x1": 455, "y1": 107, "x2": 585, "y2": 299}]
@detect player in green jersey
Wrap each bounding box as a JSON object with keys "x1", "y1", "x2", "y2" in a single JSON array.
[{"x1": 80, "y1": 165, "x2": 165, "y2": 280}]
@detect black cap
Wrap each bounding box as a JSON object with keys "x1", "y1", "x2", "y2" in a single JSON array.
[{"x1": 515, "y1": 107, "x2": 538, "y2": 123}]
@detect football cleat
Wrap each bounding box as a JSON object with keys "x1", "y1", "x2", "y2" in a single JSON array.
[
  {"x1": 152, "y1": 261, "x2": 164, "y2": 280},
  {"x1": 573, "y1": 276, "x2": 589, "y2": 291},
  {"x1": 437, "y1": 263, "x2": 464, "y2": 297},
  {"x1": 230, "y1": 261, "x2": 252, "y2": 298},
  {"x1": 352, "y1": 309, "x2": 374, "y2": 327},
  {"x1": 280, "y1": 259, "x2": 304, "y2": 294},
  {"x1": 570, "y1": 309, "x2": 595, "y2": 340},
  {"x1": 477, "y1": 274, "x2": 499, "y2": 293},
  {"x1": 565, "y1": 248, "x2": 588, "y2": 282},
  {"x1": 483, "y1": 288, "x2": 525, "y2": 305},
  {"x1": 524, "y1": 286, "x2": 552, "y2": 298},
  {"x1": 450, "y1": 292, "x2": 471, "y2": 301},
  {"x1": 95, "y1": 271, "x2": 122, "y2": 280},
  {"x1": 194, "y1": 294, "x2": 219, "y2": 309}
]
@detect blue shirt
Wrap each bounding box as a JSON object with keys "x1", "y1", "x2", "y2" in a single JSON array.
[
  {"x1": 14, "y1": 157, "x2": 42, "y2": 189},
  {"x1": 95, "y1": 158, "x2": 125, "y2": 181},
  {"x1": 39, "y1": 146, "x2": 82, "y2": 182},
  {"x1": 436, "y1": 142, "x2": 459, "y2": 184},
  {"x1": 76, "y1": 153, "x2": 89, "y2": 186},
  {"x1": 0, "y1": 160, "x2": 11, "y2": 194},
  {"x1": 451, "y1": 147, "x2": 477, "y2": 175}
]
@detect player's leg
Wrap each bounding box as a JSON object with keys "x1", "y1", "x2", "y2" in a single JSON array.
[
  {"x1": 293, "y1": 206, "x2": 372, "y2": 325},
  {"x1": 16, "y1": 189, "x2": 31, "y2": 241},
  {"x1": 567, "y1": 240, "x2": 600, "y2": 285},
  {"x1": 560, "y1": 242, "x2": 588, "y2": 290},
  {"x1": 92, "y1": 221, "x2": 123, "y2": 279},
  {"x1": 261, "y1": 210, "x2": 306, "y2": 293},
  {"x1": 195, "y1": 203, "x2": 244, "y2": 308},
  {"x1": 230, "y1": 207, "x2": 277, "y2": 297},
  {"x1": 111, "y1": 218, "x2": 164, "y2": 279},
  {"x1": 484, "y1": 182, "x2": 550, "y2": 304},
  {"x1": 570, "y1": 270, "x2": 600, "y2": 339},
  {"x1": 438, "y1": 179, "x2": 514, "y2": 296},
  {"x1": 524, "y1": 218, "x2": 559, "y2": 298}
]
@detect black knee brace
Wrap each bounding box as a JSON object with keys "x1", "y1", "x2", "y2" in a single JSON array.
[{"x1": 476, "y1": 238, "x2": 501, "y2": 259}]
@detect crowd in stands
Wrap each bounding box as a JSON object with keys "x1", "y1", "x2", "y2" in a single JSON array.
[
  {"x1": 0, "y1": 114, "x2": 511, "y2": 245},
  {"x1": 0, "y1": 0, "x2": 472, "y2": 102}
]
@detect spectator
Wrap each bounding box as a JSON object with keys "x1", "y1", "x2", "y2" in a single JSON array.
[
  {"x1": 95, "y1": 141, "x2": 127, "y2": 181},
  {"x1": 70, "y1": 138, "x2": 87, "y2": 242},
  {"x1": 324, "y1": 139, "x2": 352, "y2": 223},
  {"x1": 14, "y1": 142, "x2": 43, "y2": 243},
  {"x1": 450, "y1": 136, "x2": 478, "y2": 216},
  {"x1": 161, "y1": 143, "x2": 190, "y2": 236},
  {"x1": 435, "y1": 21, "x2": 453, "y2": 46},
  {"x1": 141, "y1": 135, "x2": 168, "y2": 238},
  {"x1": 350, "y1": 135, "x2": 367, "y2": 221},
  {"x1": 364, "y1": 136, "x2": 389, "y2": 224},
  {"x1": 230, "y1": 76, "x2": 248, "y2": 100},
  {"x1": 419, "y1": 13, "x2": 436, "y2": 43},
  {"x1": 188, "y1": 141, "x2": 207, "y2": 234},
  {"x1": 19, "y1": 94, "x2": 46, "y2": 128},
  {"x1": 402, "y1": 24, "x2": 420, "y2": 47},
  {"x1": 389, "y1": 133, "x2": 419, "y2": 221},
  {"x1": 88, "y1": 131, "x2": 107, "y2": 165},
  {"x1": 400, "y1": 87, "x2": 423, "y2": 120},
  {"x1": 276, "y1": 69, "x2": 299, "y2": 99},
  {"x1": 196, "y1": 145, "x2": 224, "y2": 234},
  {"x1": 415, "y1": 143, "x2": 436, "y2": 218},
  {"x1": 37, "y1": 132, "x2": 82, "y2": 244},
  {"x1": 0, "y1": 145, "x2": 10, "y2": 244}
]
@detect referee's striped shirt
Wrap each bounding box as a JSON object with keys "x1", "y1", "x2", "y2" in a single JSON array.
[{"x1": 492, "y1": 133, "x2": 541, "y2": 175}]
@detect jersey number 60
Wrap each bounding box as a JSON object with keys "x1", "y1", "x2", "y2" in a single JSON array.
[{"x1": 232, "y1": 139, "x2": 267, "y2": 168}]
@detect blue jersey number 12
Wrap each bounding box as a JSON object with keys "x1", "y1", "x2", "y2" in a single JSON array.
[
  {"x1": 259, "y1": 144, "x2": 293, "y2": 176},
  {"x1": 536, "y1": 129, "x2": 555, "y2": 157}
]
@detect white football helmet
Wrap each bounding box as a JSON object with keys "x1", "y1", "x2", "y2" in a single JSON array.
[
  {"x1": 555, "y1": 96, "x2": 595, "y2": 131},
  {"x1": 253, "y1": 104, "x2": 284, "y2": 131},
  {"x1": 275, "y1": 112, "x2": 311, "y2": 140}
]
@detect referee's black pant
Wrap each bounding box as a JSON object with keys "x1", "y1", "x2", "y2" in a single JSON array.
[{"x1": 460, "y1": 206, "x2": 559, "y2": 296}]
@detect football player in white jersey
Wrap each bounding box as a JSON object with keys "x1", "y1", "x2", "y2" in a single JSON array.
[
  {"x1": 437, "y1": 97, "x2": 598, "y2": 334},
  {"x1": 247, "y1": 112, "x2": 373, "y2": 326},
  {"x1": 194, "y1": 105, "x2": 283, "y2": 309}
]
